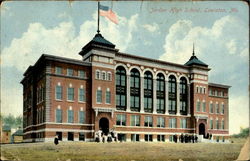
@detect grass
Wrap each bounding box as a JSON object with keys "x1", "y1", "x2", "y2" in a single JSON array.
[{"x1": 1, "y1": 138, "x2": 246, "y2": 161}]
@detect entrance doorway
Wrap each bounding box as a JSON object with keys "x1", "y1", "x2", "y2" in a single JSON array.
[
  {"x1": 99, "y1": 117, "x2": 109, "y2": 135},
  {"x1": 199, "y1": 123, "x2": 205, "y2": 138}
]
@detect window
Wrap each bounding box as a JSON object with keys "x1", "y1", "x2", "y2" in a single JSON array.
[
  {"x1": 199, "y1": 87, "x2": 203, "y2": 94},
  {"x1": 157, "y1": 135, "x2": 165, "y2": 142},
  {"x1": 202, "y1": 102, "x2": 206, "y2": 112},
  {"x1": 210, "y1": 103, "x2": 213, "y2": 113},
  {"x1": 203, "y1": 87, "x2": 206, "y2": 94},
  {"x1": 169, "y1": 118, "x2": 177, "y2": 128},
  {"x1": 130, "y1": 69, "x2": 140, "y2": 112},
  {"x1": 78, "y1": 70, "x2": 85, "y2": 78},
  {"x1": 144, "y1": 71, "x2": 153, "y2": 113},
  {"x1": 78, "y1": 88, "x2": 85, "y2": 102},
  {"x1": 79, "y1": 111, "x2": 85, "y2": 124},
  {"x1": 210, "y1": 119, "x2": 213, "y2": 129},
  {"x1": 96, "y1": 70, "x2": 100, "y2": 79},
  {"x1": 102, "y1": 71, "x2": 106, "y2": 80},
  {"x1": 181, "y1": 118, "x2": 187, "y2": 128},
  {"x1": 209, "y1": 89, "x2": 212, "y2": 95},
  {"x1": 67, "y1": 87, "x2": 74, "y2": 101},
  {"x1": 168, "y1": 75, "x2": 176, "y2": 114},
  {"x1": 221, "y1": 120, "x2": 224, "y2": 129},
  {"x1": 144, "y1": 116, "x2": 153, "y2": 127},
  {"x1": 157, "y1": 117, "x2": 165, "y2": 128},
  {"x1": 131, "y1": 134, "x2": 140, "y2": 142},
  {"x1": 130, "y1": 115, "x2": 140, "y2": 126},
  {"x1": 221, "y1": 104, "x2": 224, "y2": 114},
  {"x1": 68, "y1": 110, "x2": 74, "y2": 123},
  {"x1": 67, "y1": 68, "x2": 73, "y2": 76},
  {"x1": 196, "y1": 100, "x2": 200, "y2": 112},
  {"x1": 216, "y1": 104, "x2": 219, "y2": 114},
  {"x1": 106, "y1": 90, "x2": 111, "y2": 104},
  {"x1": 157, "y1": 73, "x2": 165, "y2": 114},
  {"x1": 96, "y1": 89, "x2": 102, "y2": 103},
  {"x1": 116, "y1": 66, "x2": 127, "y2": 110},
  {"x1": 180, "y1": 77, "x2": 187, "y2": 115},
  {"x1": 107, "y1": 72, "x2": 112, "y2": 81},
  {"x1": 145, "y1": 134, "x2": 153, "y2": 142},
  {"x1": 79, "y1": 132, "x2": 85, "y2": 141},
  {"x1": 215, "y1": 90, "x2": 218, "y2": 96},
  {"x1": 196, "y1": 86, "x2": 199, "y2": 93},
  {"x1": 216, "y1": 120, "x2": 219, "y2": 129},
  {"x1": 116, "y1": 114, "x2": 126, "y2": 126},
  {"x1": 55, "y1": 67, "x2": 62, "y2": 75},
  {"x1": 56, "y1": 132, "x2": 62, "y2": 141}
]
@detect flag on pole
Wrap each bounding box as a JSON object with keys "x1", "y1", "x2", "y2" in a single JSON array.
[{"x1": 99, "y1": 4, "x2": 118, "y2": 24}]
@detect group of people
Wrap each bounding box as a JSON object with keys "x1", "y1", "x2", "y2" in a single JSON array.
[
  {"x1": 173, "y1": 134, "x2": 198, "y2": 143},
  {"x1": 95, "y1": 128, "x2": 118, "y2": 143}
]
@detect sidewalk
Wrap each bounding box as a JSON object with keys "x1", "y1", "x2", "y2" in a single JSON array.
[{"x1": 237, "y1": 137, "x2": 250, "y2": 161}]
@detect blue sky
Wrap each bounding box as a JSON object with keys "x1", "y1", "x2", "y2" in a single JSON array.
[{"x1": 1, "y1": 1, "x2": 249, "y2": 134}]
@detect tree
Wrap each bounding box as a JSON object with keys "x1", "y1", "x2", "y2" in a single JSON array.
[{"x1": 1, "y1": 114, "x2": 23, "y2": 129}]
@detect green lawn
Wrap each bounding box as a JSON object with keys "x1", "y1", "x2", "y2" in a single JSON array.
[{"x1": 1, "y1": 138, "x2": 246, "y2": 161}]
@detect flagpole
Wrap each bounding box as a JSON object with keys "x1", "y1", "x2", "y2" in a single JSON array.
[{"x1": 97, "y1": 1, "x2": 100, "y2": 34}]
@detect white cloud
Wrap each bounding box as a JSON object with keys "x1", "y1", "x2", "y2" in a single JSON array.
[
  {"x1": 142, "y1": 22, "x2": 160, "y2": 33},
  {"x1": 159, "y1": 15, "x2": 248, "y2": 65},
  {"x1": 1, "y1": 12, "x2": 139, "y2": 116},
  {"x1": 1, "y1": 12, "x2": 139, "y2": 72},
  {"x1": 159, "y1": 15, "x2": 249, "y2": 135}
]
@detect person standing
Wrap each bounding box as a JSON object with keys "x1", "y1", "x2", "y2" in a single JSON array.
[{"x1": 54, "y1": 135, "x2": 59, "y2": 145}]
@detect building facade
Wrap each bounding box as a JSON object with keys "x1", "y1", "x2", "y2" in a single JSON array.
[{"x1": 21, "y1": 33, "x2": 230, "y2": 142}]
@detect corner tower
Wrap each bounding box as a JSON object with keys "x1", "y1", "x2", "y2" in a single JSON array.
[
  {"x1": 185, "y1": 44, "x2": 210, "y2": 136},
  {"x1": 79, "y1": 33, "x2": 119, "y2": 134}
]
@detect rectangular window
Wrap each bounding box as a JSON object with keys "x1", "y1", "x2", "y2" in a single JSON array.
[
  {"x1": 209, "y1": 89, "x2": 212, "y2": 95},
  {"x1": 144, "y1": 134, "x2": 153, "y2": 142},
  {"x1": 181, "y1": 118, "x2": 187, "y2": 128},
  {"x1": 67, "y1": 68, "x2": 73, "y2": 76},
  {"x1": 221, "y1": 120, "x2": 224, "y2": 129},
  {"x1": 79, "y1": 132, "x2": 85, "y2": 141},
  {"x1": 56, "y1": 86, "x2": 62, "y2": 100},
  {"x1": 78, "y1": 88, "x2": 85, "y2": 102},
  {"x1": 106, "y1": 91, "x2": 111, "y2": 104},
  {"x1": 102, "y1": 72, "x2": 106, "y2": 80},
  {"x1": 116, "y1": 114, "x2": 126, "y2": 126},
  {"x1": 221, "y1": 104, "x2": 224, "y2": 114},
  {"x1": 55, "y1": 67, "x2": 62, "y2": 75},
  {"x1": 96, "y1": 89, "x2": 102, "y2": 103},
  {"x1": 68, "y1": 110, "x2": 74, "y2": 123},
  {"x1": 79, "y1": 111, "x2": 85, "y2": 124},
  {"x1": 196, "y1": 101, "x2": 200, "y2": 112},
  {"x1": 131, "y1": 134, "x2": 140, "y2": 142},
  {"x1": 96, "y1": 70, "x2": 100, "y2": 79},
  {"x1": 157, "y1": 135, "x2": 165, "y2": 142},
  {"x1": 107, "y1": 72, "x2": 112, "y2": 81},
  {"x1": 56, "y1": 109, "x2": 62, "y2": 123},
  {"x1": 202, "y1": 102, "x2": 206, "y2": 112},
  {"x1": 216, "y1": 104, "x2": 219, "y2": 113},
  {"x1": 210, "y1": 120, "x2": 213, "y2": 129},
  {"x1": 130, "y1": 115, "x2": 140, "y2": 126},
  {"x1": 78, "y1": 70, "x2": 85, "y2": 78},
  {"x1": 144, "y1": 116, "x2": 153, "y2": 127},
  {"x1": 210, "y1": 103, "x2": 213, "y2": 113},
  {"x1": 67, "y1": 88, "x2": 74, "y2": 101},
  {"x1": 169, "y1": 118, "x2": 177, "y2": 128},
  {"x1": 157, "y1": 117, "x2": 165, "y2": 128},
  {"x1": 216, "y1": 120, "x2": 219, "y2": 129}
]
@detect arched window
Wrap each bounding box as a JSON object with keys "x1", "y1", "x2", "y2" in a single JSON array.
[
  {"x1": 180, "y1": 77, "x2": 187, "y2": 115},
  {"x1": 144, "y1": 71, "x2": 153, "y2": 113},
  {"x1": 157, "y1": 73, "x2": 165, "y2": 113},
  {"x1": 168, "y1": 75, "x2": 177, "y2": 114},
  {"x1": 130, "y1": 68, "x2": 140, "y2": 112},
  {"x1": 116, "y1": 66, "x2": 126, "y2": 110}
]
